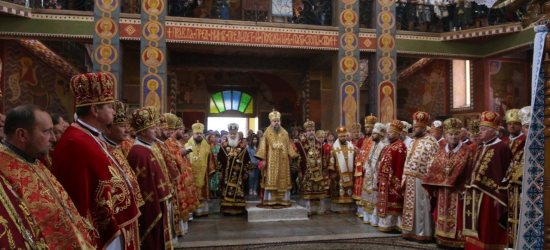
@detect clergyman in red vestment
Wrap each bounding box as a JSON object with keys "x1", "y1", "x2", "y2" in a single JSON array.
[
  {"x1": 51, "y1": 73, "x2": 141, "y2": 249},
  {"x1": 463, "y1": 111, "x2": 511, "y2": 250},
  {"x1": 352, "y1": 116, "x2": 376, "y2": 217},
  {"x1": 423, "y1": 118, "x2": 472, "y2": 248},
  {"x1": 101, "y1": 100, "x2": 145, "y2": 249},
  {"x1": 376, "y1": 120, "x2": 407, "y2": 232},
  {"x1": 127, "y1": 107, "x2": 173, "y2": 250},
  {"x1": 1, "y1": 105, "x2": 95, "y2": 249},
  {"x1": 165, "y1": 114, "x2": 198, "y2": 234},
  {"x1": 0, "y1": 172, "x2": 49, "y2": 249}
]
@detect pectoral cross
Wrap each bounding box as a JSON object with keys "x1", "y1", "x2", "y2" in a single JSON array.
[
  {"x1": 157, "y1": 180, "x2": 168, "y2": 191},
  {"x1": 144, "y1": 191, "x2": 154, "y2": 202},
  {"x1": 444, "y1": 165, "x2": 451, "y2": 178},
  {"x1": 136, "y1": 166, "x2": 147, "y2": 178}
]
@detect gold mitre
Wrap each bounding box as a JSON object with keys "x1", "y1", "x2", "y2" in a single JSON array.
[
  {"x1": 269, "y1": 110, "x2": 281, "y2": 121},
  {"x1": 176, "y1": 117, "x2": 184, "y2": 129},
  {"x1": 443, "y1": 118, "x2": 462, "y2": 134},
  {"x1": 505, "y1": 109, "x2": 521, "y2": 124},
  {"x1": 350, "y1": 123, "x2": 361, "y2": 133},
  {"x1": 470, "y1": 120, "x2": 480, "y2": 136},
  {"x1": 159, "y1": 114, "x2": 168, "y2": 129},
  {"x1": 303, "y1": 120, "x2": 315, "y2": 131},
  {"x1": 192, "y1": 120, "x2": 204, "y2": 133},
  {"x1": 364, "y1": 114, "x2": 377, "y2": 128},
  {"x1": 146, "y1": 106, "x2": 160, "y2": 124},
  {"x1": 316, "y1": 130, "x2": 325, "y2": 137},
  {"x1": 228, "y1": 123, "x2": 239, "y2": 133},
  {"x1": 129, "y1": 107, "x2": 157, "y2": 133},
  {"x1": 165, "y1": 113, "x2": 178, "y2": 130},
  {"x1": 518, "y1": 106, "x2": 531, "y2": 126},
  {"x1": 112, "y1": 100, "x2": 129, "y2": 125}
]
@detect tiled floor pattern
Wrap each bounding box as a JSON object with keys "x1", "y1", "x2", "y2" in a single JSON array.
[{"x1": 176, "y1": 196, "x2": 434, "y2": 249}]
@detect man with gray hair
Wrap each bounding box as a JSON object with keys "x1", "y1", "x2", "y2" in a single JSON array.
[
  {"x1": 463, "y1": 111, "x2": 511, "y2": 249},
  {"x1": 217, "y1": 123, "x2": 252, "y2": 214}
]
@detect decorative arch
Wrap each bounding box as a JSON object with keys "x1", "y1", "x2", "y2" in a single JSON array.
[{"x1": 210, "y1": 90, "x2": 254, "y2": 114}]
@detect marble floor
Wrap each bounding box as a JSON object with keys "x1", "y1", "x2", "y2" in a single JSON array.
[{"x1": 176, "y1": 195, "x2": 409, "y2": 248}]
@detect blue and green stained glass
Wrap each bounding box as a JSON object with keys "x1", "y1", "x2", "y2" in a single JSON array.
[{"x1": 210, "y1": 91, "x2": 253, "y2": 114}]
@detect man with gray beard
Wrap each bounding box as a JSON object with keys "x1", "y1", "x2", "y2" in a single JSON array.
[
  {"x1": 296, "y1": 120, "x2": 327, "y2": 215},
  {"x1": 217, "y1": 123, "x2": 252, "y2": 214}
]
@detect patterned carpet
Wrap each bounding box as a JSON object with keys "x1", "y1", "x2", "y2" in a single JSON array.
[{"x1": 176, "y1": 236, "x2": 439, "y2": 249}]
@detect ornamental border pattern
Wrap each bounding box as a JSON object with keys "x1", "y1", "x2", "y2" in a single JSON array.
[{"x1": 93, "y1": 0, "x2": 121, "y2": 97}]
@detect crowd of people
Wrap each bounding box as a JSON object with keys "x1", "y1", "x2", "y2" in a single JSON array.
[{"x1": 0, "y1": 71, "x2": 528, "y2": 250}]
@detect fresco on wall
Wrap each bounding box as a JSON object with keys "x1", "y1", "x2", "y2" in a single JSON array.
[
  {"x1": 488, "y1": 59, "x2": 528, "y2": 118},
  {"x1": 3, "y1": 41, "x2": 74, "y2": 119},
  {"x1": 396, "y1": 60, "x2": 448, "y2": 122}
]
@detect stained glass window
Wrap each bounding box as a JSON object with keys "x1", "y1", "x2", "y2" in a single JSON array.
[{"x1": 210, "y1": 91, "x2": 253, "y2": 114}]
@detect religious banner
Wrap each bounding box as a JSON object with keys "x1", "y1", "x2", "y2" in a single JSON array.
[
  {"x1": 93, "y1": 0, "x2": 121, "y2": 98},
  {"x1": 140, "y1": 0, "x2": 166, "y2": 112},
  {"x1": 375, "y1": 0, "x2": 396, "y2": 123},
  {"x1": 337, "y1": 0, "x2": 360, "y2": 127}
]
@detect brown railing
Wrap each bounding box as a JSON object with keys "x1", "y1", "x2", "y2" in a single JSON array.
[{"x1": 3, "y1": 0, "x2": 526, "y2": 31}]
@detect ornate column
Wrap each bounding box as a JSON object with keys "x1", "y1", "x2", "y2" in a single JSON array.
[
  {"x1": 93, "y1": 0, "x2": 121, "y2": 98},
  {"x1": 544, "y1": 27, "x2": 550, "y2": 250},
  {"x1": 140, "y1": 0, "x2": 167, "y2": 112},
  {"x1": 337, "y1": 0, "x2": 360, "y2": 127},
  {"x1": 375, "y1": 0, "x2": 396, "y2": 123}
]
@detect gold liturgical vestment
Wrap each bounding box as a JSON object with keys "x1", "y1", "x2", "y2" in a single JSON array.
[{"x1": 255, "y1": 126, "x2": 299, "y2": 205}]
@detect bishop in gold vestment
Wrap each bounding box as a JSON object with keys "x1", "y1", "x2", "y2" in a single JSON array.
[
  {"x1": 255, "y1": 110, "x2": 299, "y2": 206},
  {"x1": 185, "y1": 121, "x2": 216, "y2": 216}
]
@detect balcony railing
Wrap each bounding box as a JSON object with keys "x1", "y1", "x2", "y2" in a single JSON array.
[{"x1": 3, "y1": 0, "x2": 526, "y2": 32}]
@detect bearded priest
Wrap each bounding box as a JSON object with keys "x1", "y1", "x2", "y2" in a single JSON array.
[
  {"x1": 127, "y1": 107, "x2": 173, "y2": 250},
  {"x1": 376, "y1": 120, "x2": 407, "y2": 232},
  {"x1": 217, "y1": 123, "x2": 252, "y2": 214},
  {"x1": 296, "y1": 120, "x2": 327, "y2": 215},
  {"x1": 328, "y1": 126, "x2": 357, "y2": 213},
  {"x1": 255, "y1": 110, "x2": 299, "y2": 207},
  {"x1": 185, "y1": 121, "x2": 216, "y2": 216}
]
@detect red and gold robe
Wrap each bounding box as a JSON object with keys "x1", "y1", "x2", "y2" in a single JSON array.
[
  {"x1": 51, "y1": 122, "x2": 141, "y2": 249},
  {"x1": 119, "y1": 137, "x2": 135, "y2": 158},
  {"x1": 155, "y1": 140, "x2": 183, "y2": 235},
  {"x1": 165, "y1": 136, "x2": 198, "y2": 221},
  {"x1": 322, "y1": 143, "x2": 333, "y2": 196},
  {"x1": 423, "y1": 142, "x2": 472, "y2": 248},
  {"x1": 296, "y1": 136, "x2": 327, "y2": 214},
  {"x1": 103, "y1": 138, "x2": 144, "y2": 249},
  {"x1": 502, "y1": 133, "x2": 525, "y2": 248},
  {"x1": 217, "y1": 141, "x2": 252, "y2": 214},
  {"x1": 127, "y1": 140, "x2": 173, "y2": 250},
  {"x1": 354, "y1": 138, "x2": 373, "y2": 202},
  {"x1": 352, "y1": 137, "x2": 364, "y2": 149},
  {"x1": 185, "y1": 139, "x2": 216, "y2": 214},
  {"x1": 376, "y1": 139, "x2": 406, "y2": 219},
  {"x1": 0, "y1": 173, "x2": 49, "y2": 249},
  {"x1": 463, "y1": 137, "x2": 511, "y2": 250},
  {"x1": 402, "y1": 133, "x2": 439, "y2": 240},
  {"x1": 0, "y1": 144, "x2": 95, "y2": 250},
  {"x1": 436, "y1": 137, "x2": 447, "y2": 150}
]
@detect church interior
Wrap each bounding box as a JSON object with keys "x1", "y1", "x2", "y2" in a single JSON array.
[{"x1": 0, "y1": 0, "x2": 547, "y2": 248}]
